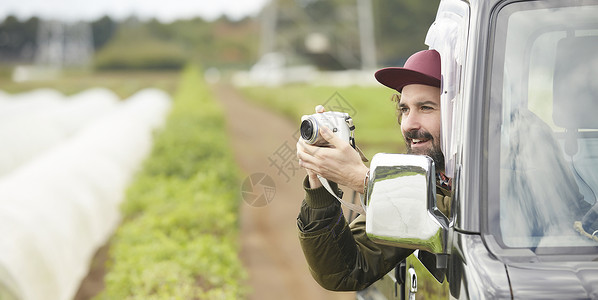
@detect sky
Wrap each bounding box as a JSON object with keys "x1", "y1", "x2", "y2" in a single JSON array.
[{"x1": 0, "y1": 0, "x2": 270, "y2": 23}]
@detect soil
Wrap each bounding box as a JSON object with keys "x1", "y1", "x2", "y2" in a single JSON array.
[
  {"x1": 73, "y1": 245, "x2": 108, "y2": 300},
  {"x1": 214, "y1": 84, "x2": 355, "y2": 300},
  {"x1": 73, "y1": 83, "x2": 356, "y2": 300}
]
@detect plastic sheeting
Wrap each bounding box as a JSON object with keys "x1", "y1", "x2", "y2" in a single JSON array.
[
  {"x1": 0, "y1": 88, "x2": 171, "y2": 300},
  {"x1": 0, "y1": 88, "x2": 120, "y2": 177}
]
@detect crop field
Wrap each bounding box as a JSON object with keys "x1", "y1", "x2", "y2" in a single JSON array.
[
  {"x1": 0, "y1": 68, "x2": 250, "y2": 299},
  {"x1": 1, "y1": 67, "x2": 412, "y2": 299},
  {"x1": 0, "y1": 74, "x2": 174, "y2": 299},
  {"x1": 94, "y1": 67, "x2": 248, "y2": 298}
]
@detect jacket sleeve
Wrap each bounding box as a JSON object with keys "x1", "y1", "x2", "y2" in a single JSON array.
[{"x1": 297, "y1": 176, "x2": 413, "y2": 291}]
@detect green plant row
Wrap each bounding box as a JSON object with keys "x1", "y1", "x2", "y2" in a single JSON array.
[
  {"x1": 96, "y1": 66, "x2": 247, "y2": 299},
  {"x1": 94, "y1": 39, "x2": 187, "y2": 70}
]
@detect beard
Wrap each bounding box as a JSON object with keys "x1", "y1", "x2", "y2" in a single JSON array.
[{"x1": 404, "y1": 129, "x2": 445, "y2": 171}]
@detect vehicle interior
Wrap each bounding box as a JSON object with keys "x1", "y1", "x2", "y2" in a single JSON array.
[
  {"x1": 490, "y1": 2, "x2": 598, "y2": 250},
  {"x1": 553, "y1": 35, "x2": 598, "y2": 238}
]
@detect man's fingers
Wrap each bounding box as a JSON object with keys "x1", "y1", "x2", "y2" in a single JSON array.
[
  {"x1": 315, "y1": 105, "x2": 325, "y2": 113},
  {"x1": 297, "y1": 148, "x2": 321, "y2": 173},
  {"x1": 297, "y1": 138, "x2": 325, "y2": 157},
  {"x1": 296, "y1": 141, "x2": 317, "y2": 164},
  {"x1": 298, "y1": 158, "x2": 319, "y2": 173},
  {"x1": 296, "y1": 148, "x2": 309, "y2": 162},
  {"x1": 318, "y1": 126, "x2": 345, "y2": 148},
  {"x1": 297, "y1": 140, "x2": 329, "y2": 173}
]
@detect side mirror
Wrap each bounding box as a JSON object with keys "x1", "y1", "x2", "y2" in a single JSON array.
[{"x1": 365, "y1": 153, "x2": 449, "y2": 255}]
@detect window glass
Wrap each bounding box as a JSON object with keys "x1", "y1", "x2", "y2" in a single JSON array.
[{"x1": 489, "y1": 1, "x2": 598, "y2": 250}]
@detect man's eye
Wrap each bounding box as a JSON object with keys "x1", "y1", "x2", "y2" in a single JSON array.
[
  {"x1": 421, "y1": 106, "x2": 434, "y2": 111},
  {"x1": 400, "y1": 107, "x2": 409, "y2": 114}
]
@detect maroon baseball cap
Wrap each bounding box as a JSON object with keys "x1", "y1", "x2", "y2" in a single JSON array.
[{"x1": 375, "y1": 49, "x2": 441, "y2": 92}]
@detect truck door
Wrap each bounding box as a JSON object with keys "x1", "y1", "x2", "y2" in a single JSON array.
[
  {"x1": 403, "y1": 251, "x2": 449, "y2": 299},
  {"x1": 401, "y1": 0, "x2": 469, "y2": 298}
]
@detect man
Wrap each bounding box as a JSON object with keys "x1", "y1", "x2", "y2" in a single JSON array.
[{"x1": 295, "y1": 49, "x2": 451, "y2": 291}]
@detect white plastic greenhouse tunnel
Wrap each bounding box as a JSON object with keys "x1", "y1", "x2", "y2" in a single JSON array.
[{"x1": 0, "y1": 88, "x2": 172, "y2": 300}]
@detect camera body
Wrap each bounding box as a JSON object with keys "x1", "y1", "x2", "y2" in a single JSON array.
[{"x1": 300, "y1": 111, "x2": 351, "y2": 146}]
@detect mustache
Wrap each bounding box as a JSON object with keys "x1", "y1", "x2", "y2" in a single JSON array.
[{"x1": 404, "y1": 130, "x2": 433, "y2": 141}]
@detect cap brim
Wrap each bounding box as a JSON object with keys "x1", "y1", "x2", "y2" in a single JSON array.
[{"x1": 375, "y1": 68, "x2": 441, "y2": 93}]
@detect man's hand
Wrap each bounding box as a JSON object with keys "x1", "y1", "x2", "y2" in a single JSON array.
[
  {"x1": 297, "y1": 125, "x2": 369, "y2": 194},
  {"x1": 297, "y1": 105, "x2": 326, "y2": 189}
]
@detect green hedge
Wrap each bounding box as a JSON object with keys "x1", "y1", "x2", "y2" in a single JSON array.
[
  {"x1": 95, "y1": 66, "x2": 247, "y2": 299},
  {"x1": 94, "y1": 40, "x2": 187, "y2": 70},
  {"x1": 93, "y1": 22, "x2": 187, "y2": 71}
]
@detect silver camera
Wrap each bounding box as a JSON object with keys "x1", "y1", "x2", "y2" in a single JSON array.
[{"x1": 300, "y1": 111, "x2": 352, "y2": 146}]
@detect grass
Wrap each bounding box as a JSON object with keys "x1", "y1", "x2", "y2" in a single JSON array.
[{"x1": 238, "y1": 84, "x2": 407, "y2": 159}]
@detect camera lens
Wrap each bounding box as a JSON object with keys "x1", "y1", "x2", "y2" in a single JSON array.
[{"x1": 300, "y1": 119, "x2": 315, "y2": 141}]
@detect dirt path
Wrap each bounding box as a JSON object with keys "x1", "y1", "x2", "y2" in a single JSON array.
[{"x1": 213, "y1": 84, "x2": 355, "y2": 300}]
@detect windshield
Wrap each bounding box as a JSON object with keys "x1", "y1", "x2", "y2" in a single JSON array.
[{"x1": 488, "y1": 0, "x2": 598, "y2": 250}]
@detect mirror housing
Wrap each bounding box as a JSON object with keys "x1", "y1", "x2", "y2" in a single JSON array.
[{"x1": 365, "y1": 153, "x2": 449, "y2": 255}]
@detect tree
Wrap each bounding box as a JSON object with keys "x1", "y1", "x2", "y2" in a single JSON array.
[
  {"x1": 0, "y1": 15, "x2": 39, "y2": 63},
  {"x1": 91, "y1": 15, "x2": 117, "y2": 50},
  {"x1": 374, "y1": 0, "x2": 440, "y2": 65}
]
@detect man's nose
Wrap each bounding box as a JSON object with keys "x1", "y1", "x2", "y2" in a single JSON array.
[{"x1": 401, "y1": 111, "x2": 422, "y2": 131}]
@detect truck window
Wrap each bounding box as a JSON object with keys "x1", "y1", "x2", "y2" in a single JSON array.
[{"x1": 487, "y1": 1, "x2": 598, "y2": 251}]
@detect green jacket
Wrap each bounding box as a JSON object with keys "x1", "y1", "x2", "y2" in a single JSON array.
[{"x1": 297, "y1": 176, "x2": 451, "y2": 291}]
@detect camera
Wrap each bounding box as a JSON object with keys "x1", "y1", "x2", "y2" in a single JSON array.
[{"x1": 300, "y1": 111, "x2": 352, "y2": 146}]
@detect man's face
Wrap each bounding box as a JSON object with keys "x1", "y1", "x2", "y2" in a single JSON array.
[{"x1": 398, "y1": 84, "x2": 444, "y2": 169}]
